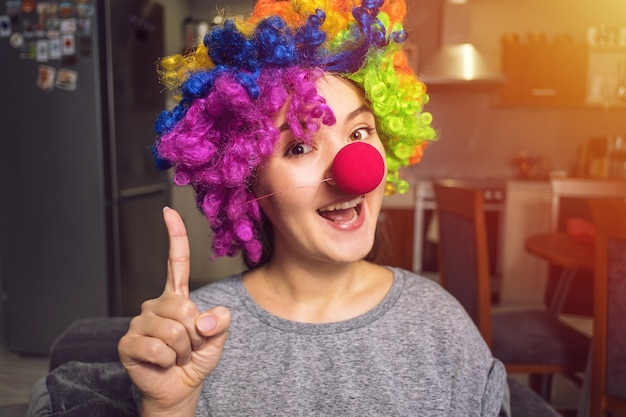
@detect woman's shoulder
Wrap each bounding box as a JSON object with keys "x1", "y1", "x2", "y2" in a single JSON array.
[
  {"x1": 389, "y1": 267, "x2": 479, "y2": 331},
  {"x1": 391, "y1": 267, "x2": 459, "y2": 305},
  {"x1": 389, "y1": 267, "x2": 497, "y2": 370}
]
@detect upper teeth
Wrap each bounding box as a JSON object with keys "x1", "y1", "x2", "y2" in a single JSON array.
[{"x1": 319, "y1": 196, "x2": 363, "y2": 212}]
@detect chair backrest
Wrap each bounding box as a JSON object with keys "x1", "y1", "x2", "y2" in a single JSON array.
[
  {"x1": 433, "y1": 181, "x2": 492, "y2": 346},
  {"x1": 550, "y1": 178, "x2": 626, "y2": 231},
  {"x1": 589, "y1": 199, "x2": 626, "y2": 417}
]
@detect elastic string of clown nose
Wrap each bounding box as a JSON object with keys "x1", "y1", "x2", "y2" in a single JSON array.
[
  {"x1": 247, "y1": 142, "x2": 385, "y2": 203},
  {"x1": 247, "y1": 178, "x2": 333, "y2": 203}
]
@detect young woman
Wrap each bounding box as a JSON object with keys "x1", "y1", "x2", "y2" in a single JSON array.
[{"x1": 118, "y1": 0, "x2": 510, "y2": 415}]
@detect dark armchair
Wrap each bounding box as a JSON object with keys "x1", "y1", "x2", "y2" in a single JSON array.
[{"x1": 25, "y1": 317, "x2": 137, "y2": 417}]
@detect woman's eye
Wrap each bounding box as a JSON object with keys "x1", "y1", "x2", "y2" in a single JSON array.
[
  {"x1": 350, "y1": 127, "x2": 375, "y2": 141},
  {"x1": 286, "y1": 142, "x2": 313, "y2": 156}
]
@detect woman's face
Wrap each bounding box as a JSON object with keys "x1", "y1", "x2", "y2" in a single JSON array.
[{"x1": 252, "y1": 74, "x2": 387, "y2": 265}]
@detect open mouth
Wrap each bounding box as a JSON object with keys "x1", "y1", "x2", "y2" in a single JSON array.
[{"x1": 317, "y1": 196, "x2": 363, "y2": 224}]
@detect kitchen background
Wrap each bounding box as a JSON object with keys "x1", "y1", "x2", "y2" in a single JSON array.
[{"x1": 0, "y1": 0, "x2": 625, "y2": 354}]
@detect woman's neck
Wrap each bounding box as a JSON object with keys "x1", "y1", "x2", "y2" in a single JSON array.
[{"x1": 243, "y1": 258, "x2": 393, "y2": 323}]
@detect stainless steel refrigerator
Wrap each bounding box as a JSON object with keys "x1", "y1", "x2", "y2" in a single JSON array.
[{"x1": 0, "y1": 0, "x2": 170, "y2": 354}]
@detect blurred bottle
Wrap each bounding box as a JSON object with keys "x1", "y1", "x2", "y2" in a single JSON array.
[
  {"x1": 573, "y1": 143, "x2": 589, "y2": 177},
  {"x1": 596, "y1": 25, "x2": 609, "y2": 46},
  {"x1": 587, "y1": 136, "x2": 609, "y2": 178},
  {"x1": 609, "y1": 134, "x2": 626, "y2": 178},
  {"x1": 617, "y1": 58, "x2": 626, "y2": 102}
]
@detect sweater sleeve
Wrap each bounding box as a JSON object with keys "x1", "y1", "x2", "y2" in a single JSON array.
[{"x1": 482, "y1": 359, "x2": 511, "y2": 417}]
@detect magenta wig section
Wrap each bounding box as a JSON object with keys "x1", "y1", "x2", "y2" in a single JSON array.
[{"x1": 155, "y1": 67, "x2": 333, "y2": 264}]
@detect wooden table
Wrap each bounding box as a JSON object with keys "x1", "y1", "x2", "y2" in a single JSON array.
[{"x1": 524, "y1": 231, "x2": 594, "y2": 316}]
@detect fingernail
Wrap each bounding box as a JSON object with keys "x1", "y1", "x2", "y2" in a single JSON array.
[
  {"x1": 163, "y1": 206, "x2": 171, "y2": 212},
  {"x1": 197, "y1": 315, "x2": 217, "y2": 333}
]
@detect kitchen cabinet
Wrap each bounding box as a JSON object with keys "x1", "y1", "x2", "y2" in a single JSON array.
[
  {"x1": 499, "y1": 35, "x2": 588, "y2": 106},
  {"x1": 585, "y1": 45, "x2": 626, "y2": 106},
  {"x1": 500, "y1": 181, "x2": 552, "y2": 306},
  {"x1": 499, "y1": 35, "x2": 626, "y2": 107}
]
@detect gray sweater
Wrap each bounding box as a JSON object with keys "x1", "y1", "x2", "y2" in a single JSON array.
[{"x1": 191, "y1": 267, "x2": 509, "y2": 416}]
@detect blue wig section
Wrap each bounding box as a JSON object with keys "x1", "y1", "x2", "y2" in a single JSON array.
[
  {"x1": 206, "y1": 20, "x2": 258, "y2": 71},
  {"x1": 155, "y1": 102, "x2": 190, "y2": 135},
  {"x1": 151, "y1": 143, "x2": 172, "y2": 170},
  {"x1": 324, "y1": 0, "x2": 405, "y2": 72},
  {"x1": 295, "y1": 10, "x2": 327, "y2": 65},
  {"x1": 256, "y1": 17, "x2": 297, "y2": 66}
]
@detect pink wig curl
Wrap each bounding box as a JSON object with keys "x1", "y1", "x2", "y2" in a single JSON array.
[{"x1": 156, "y1": 67, "x2": 333, "y2": 265}]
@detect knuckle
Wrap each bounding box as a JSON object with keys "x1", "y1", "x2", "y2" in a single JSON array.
[
  {"x1": 170, "y1": 254, "x2": 190, "y2": 264},
  {"x1": 140, "y1": 298, "x2": 157, "y2": 313},
  {"x1": 117, "y1": 334, "x2": 130, "y2": 354},
  {"x1": 162, "y1": 321, "x2": 187, "y2": 345},
  {"x1": 178, "y1": 299, "x2": 199, "y2": 319},
  {"x1": 144, "y1": 339, "x2": 173, "y2": 365},
  {"x1": 128, "y1": 314, "x2": 146, "y2": 333}
]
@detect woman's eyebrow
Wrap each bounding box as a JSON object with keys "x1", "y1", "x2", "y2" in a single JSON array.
[{"x1": 344, "y1": 105, "x2": 373, "y2": 123}]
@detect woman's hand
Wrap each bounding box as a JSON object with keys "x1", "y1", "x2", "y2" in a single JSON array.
[{"x1": 118, "y1": 207, "x2": 231, "y2": 417}]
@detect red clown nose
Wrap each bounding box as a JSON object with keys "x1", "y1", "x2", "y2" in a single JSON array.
[{"x1": 331, "y1": 142, "x2": 385, "y2": 195}]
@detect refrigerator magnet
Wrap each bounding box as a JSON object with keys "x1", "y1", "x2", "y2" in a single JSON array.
[
  {"x1": 21, "y1": 0, "x2": 35, "y2": 14},
  {"x1": 19, "y1": 40, "x2": 36, "y2": 59},
  {"x1": 9, "y1": 32, "x2": 23, "y2": 48},
  {"x1": 37, "y1": 65, "x2": 56, "y2": 91},
  {"x1": 61, "y1": 33, "x2": 74, "y2": 55},
  {"x1": 58, "y1": 2, "x2": 74, "y2": 18},
  {"x1": 36, "y1": 39, "x2": 48, "y2": 61},
  {"x1": 77, "y1": 17, "x2": 91, "y2": 35},
  {"x1": 76, "y1": 3, "x2": 93, "y2": 18},
  {"x1": 6, "y1": 1, "x2": 21, "y2": 18},
  {"x1": 46, "y1": 17, "x2": 61, "y2": 34},
  {"x1": 55, "y1": 68, "x2": 77, "y2": 91},
  {"x1": 60, "y1": 18, "x2": 76, "y2": 34},
  {"x1": 0, "y1": 16, "x2": 11, "y2": 37},
  {"x1": 49, "y1": 37, "x2": 61, "y2": 60}
]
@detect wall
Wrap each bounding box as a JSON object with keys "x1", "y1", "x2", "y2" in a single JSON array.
[{"x1": 409, "y1": 90, "x2": 626, "y2": 180}]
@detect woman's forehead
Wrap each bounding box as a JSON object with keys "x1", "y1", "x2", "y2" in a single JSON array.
[{"x1": 273, "y1": 74, "x2": 368, "y2": 130}]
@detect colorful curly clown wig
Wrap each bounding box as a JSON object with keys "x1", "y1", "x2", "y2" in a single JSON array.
[{"x1": 153, "y1": 0, "x2": 436, "y2": 267}]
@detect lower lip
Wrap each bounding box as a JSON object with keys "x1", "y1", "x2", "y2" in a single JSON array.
[{"x1": 320, "y1": 202, "x2": 366, "y2": 231}]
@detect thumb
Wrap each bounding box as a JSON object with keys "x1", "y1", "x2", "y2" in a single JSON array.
[
  {"x1": 196, "y1": 306, "x2": 231, "y2": 339},
  {"x1": 187, "y1": 306, "x2": 231, "y2": 381}
]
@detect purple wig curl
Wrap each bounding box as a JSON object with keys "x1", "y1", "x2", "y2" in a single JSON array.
[{"x1": 156, "y1": 67, "x2": 334, "y2": 265}]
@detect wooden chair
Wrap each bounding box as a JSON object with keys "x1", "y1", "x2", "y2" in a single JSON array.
[
  {"x1": 433, "y1": 180, "x2": 590, "y2": 401},
  {"x1": 588, "y1": 199, "x2": 626, "y2": 417},
  {"x1": 546, "y1": 178, "x2": 626, "y2": 316}
]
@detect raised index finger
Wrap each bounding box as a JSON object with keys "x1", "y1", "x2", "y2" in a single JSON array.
[{"x1": 163, "y1": 207, "x2": 191, "y2": 298}]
